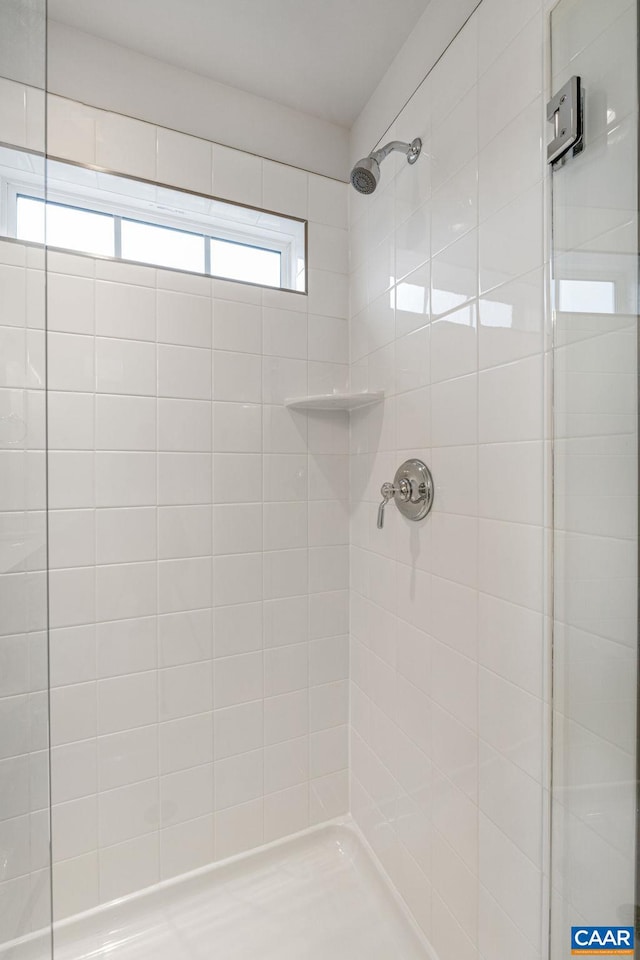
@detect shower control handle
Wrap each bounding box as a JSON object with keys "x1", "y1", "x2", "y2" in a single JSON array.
[
  {"x1": 377, "y1": 459, "x2": 434, "y2": 529},
  {"x1": 377, "y1": 480, "x2": 410, "y2": 528}
]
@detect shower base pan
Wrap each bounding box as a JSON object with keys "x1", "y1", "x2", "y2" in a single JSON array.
[{"x1": 5, "y1": 820, "x2": 429, "y2": 960}]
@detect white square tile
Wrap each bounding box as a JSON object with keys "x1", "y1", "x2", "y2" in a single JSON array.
[
  {"x1": 264, "y1": 737, "x2": 308, "y2": 794},
  {"x1": 160, "y1": 814, "x2": 214, "y2": 879},
  {"x1": 48, "y1": 452, "x2": 94, "y2": 509},
  {"x1": 262, "y1": 356, "x2": 307, "y2": 404},
  {"x1": 156, "y1": 128, "x2": 212, "y2": 195},
  {"x1": 478, "y1": 99, "x2": 543, "y2": 224},
  {"x1": 99, "y1": 834, "x2": 159, "y2": 903},
  {"x1": 214, "y1": 749, "x2": 263, "y2": 810},
  {"x1": 263, "y1": 160, "x2": 308, "y2": 218},
  {"x1": 47, "y1": 333, "x2": 93, "y2": 392},
  {"x1": 263, "y1": 596, "x2": 309, "y2": 649},
  {"x1": 478, "y1": 15, "x2": 543, "y2": 148},
  {"x1": 263, "y1": 548, "x2": 308, "y2": 600},
  {"x1": 431, "y1": 374, "x2": 477, "y2": 447},
  {"x1": 51, "y1": 739, "x2": 97, "y2": 804},
  {"x1": 159, "y1": 662, "x2": 213, "y2": 721},
  {"x1": 213, "y1": 350, "x2": 261, "y2": 402},
  {"x1": 265, "y1": 644, "x2": 308, "y2": 697},
  {"x1": 264, "y1": 783, "x2": 309, "y2": 842},
  {"x1": 308, "y1": 223, "x2": 348, "y2": 275},
  {"x1": 48, "y1": 509, "x2": 95, "y2": 569},
  {"x1": 263, "y1": 307, "x2": 307, "y2": 360},
  {"x1": 211, "y1": 502, "x2": 261, "y2": 560},
  {"x1": 263, "y1": 502, "x2": 307, "y2": 551},
  {"x1": 95, "y1": 395, "x2": 156, "y2": 451},
  {"x1": 479, "y1": 184, "x2": 543, "y2": 293},
  {"x1": 214, "y1": 602, "x2": 262, "y2": 658},
  {"x1": 96, "y1": 561, "x2": 156, "y2": 621},
  {"x1": 214, "y1": 798, "x2": 263, "y2": 859},
  {"x1": 309, "y1": 725, "x2": 348, "y2": 778},
  {"x1": 431, "y1": 303, "x2": 477, "y2": 383},
  {"x1": 431, "y1": 160, "x2": 478, "y2": 258},
  {"x1": 95, "y1": 452, "x2": 156, "y2": 507},
  {"x1": 478, "y1": 518, "x2": 544, "y2": 612},
  {"x1": 431, "y1": 88, "x2": 478, "y2": 193},
  {"x1": 96, "y1": 337, "x2": 156, "y2": 396},
  {"x1": 52, "y1": 795, "x2": 97, "y2": 861},
  {"x1": 478, "y1": 354, "x2": 543, "y2": 443},
  {"x1": 158, "y1": 398, "x2": 212, "y2": 452},
  {"x1": 214, "y1": 652, "x2": 263, "y2": 708},
  {"x1": 49, "y1": 671, "x2": 95, "y2": 751},
  {"x1": 214, "y1": 701, "x2": 263, "y2": 759},
  {"x1": 212, "y1": 299, "x2": 262, "y2": 354},
  {"x1": 95, "y1": 281, "x2": 156, "y2": 341},
  {"x1": 478, "y1": 441, "x2": 544, "y2": 524},
  {"x1": 158, "y1": 344, "x2": 211, "y2": 400},
  {"x1": 96, "y1": 617, "x2": 158, "y2": 677},
  {"x1": 95, "y1": 111, "x2": 157, "y2": 181},
  {"x1": 49, "y1": 567, "x2": 95, "y2": 629},
  {"x1": 157, "y1": 556, "x2": 212, "y2": 613},
  {"x1": 159, "y1": 452, "x2": 212, "y2": 505},
  {"x1": 97, "y1": 672, "x2": 157, "y2": 736},
  {"x1": 159, "y1": 713, "x2": 213, "y2": 774},
  {"x1": 213, "y1": 145, "x2": 262, "y2": 207},
  {"x1": 308, "y1": 175, "x2": 347, "y2": 229},
  {"x1": 309, "y1": 636, "x2": 348, "y2": 685},
  {"x1": 0, "y1": 78, "x2": 27, "y2": 147},
  {"x1": 265, "y1": 690, "x2": 309, "y2": 744},
  {"x1": 157, "y1": 290, "x2": 212, "y2": 348},
  {"x1": 159, "y1": 608, "x2": 213, "y2": 667},
  {"x1": 213, "y1": 401, "x2": 261, "y2": 453},
  {"x1": 431, "y1": 231, "x2": 478, "y2": 319},
  {"x1": 48, "y1": 273, "x2": 94, "y2": 335},
  {"x1": 479, "y1": 813, "x2": 542, "y2": 948},
  {"x1": 52, "y1": 852, "x2": 98, "y2": 922},
  {"x1": 159, "y1": 505, "x2": 212, "y2": 559}
]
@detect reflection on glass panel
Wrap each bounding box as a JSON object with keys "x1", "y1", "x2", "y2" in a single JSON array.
[
  {"x1": 395, "y1": 280, "x2": 427, "y2": 315},
  {"x1": 122, "y1": 219, "x2": 205, "y2": 272},
  {"x1": 0, "y1": 0, "x2": 50, "y2": 946},
  {"x1": 17, "y1": 196, "x2": 115, "y2": 257},
  {"x1": 550, "y1": 0, "x2": 638, "y2": 950},
  {"x1": 210, "y1": 238, "x2": 281, "y2": 287},
  {"x1": 558, "y1": 278, "x2": 616, "y2": 313}
]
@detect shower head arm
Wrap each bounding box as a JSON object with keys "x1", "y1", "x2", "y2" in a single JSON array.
[{"x1": 370, "y1": 138, "x2": 421, "y2": 166}]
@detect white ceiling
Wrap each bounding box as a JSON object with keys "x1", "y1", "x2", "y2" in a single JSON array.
[{"x1": 48, "y1": 0, "x2": 431, "y2": 128}]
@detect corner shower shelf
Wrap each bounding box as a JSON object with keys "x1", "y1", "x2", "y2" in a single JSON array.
[{"x1": 284, "y1": 391, "x2": 384, "y2": 412}]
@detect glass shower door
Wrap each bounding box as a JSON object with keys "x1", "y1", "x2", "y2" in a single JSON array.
[
  {"x1": 550, "y1": 0, "x2": 638, "y2": 953},
  {"x1": 0, "y1": 0, "x2": 51, "y2": 950}
]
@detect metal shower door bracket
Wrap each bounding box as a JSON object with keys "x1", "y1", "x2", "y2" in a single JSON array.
[{"x1": 547, "y1": 75, "x2": 583, "y2": 165}]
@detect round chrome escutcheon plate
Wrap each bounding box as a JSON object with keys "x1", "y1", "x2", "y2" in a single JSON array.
[{"x1": 393, "y1": 458, "x2": 434, "y2": 522}]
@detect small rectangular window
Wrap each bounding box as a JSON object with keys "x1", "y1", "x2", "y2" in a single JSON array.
[
  {"x1": 17, "y1": 196, "x2": 115, "y2": 257},
  {"x1": 210, "y1": 238, "x2": 281, "y2": 288},
  {"x1": 558, "y1": 278, "x2": 616, "y2": 314},
  {"x1": 121, "y1": 219, "x2": 205, "y2": 273},
  {"x1": 1, "y1": 145, "x2": 306, "y2": 293}
]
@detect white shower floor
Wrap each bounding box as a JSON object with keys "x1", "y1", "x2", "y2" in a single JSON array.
[{"x1": 7, "y1": 821, "x2": 429, "y2": 960}]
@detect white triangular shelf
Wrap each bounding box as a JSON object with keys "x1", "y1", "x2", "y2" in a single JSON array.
[{"x1": 284, "y1": 391, "x2": 384, "y2": 412}]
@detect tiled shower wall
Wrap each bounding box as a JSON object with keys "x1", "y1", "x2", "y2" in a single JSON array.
[
  {"x1": 348, "y1": 1, "x2": 550, "y2": 958},
  {"x1": 0, "y1": 82, "x2": 351, "y2": 928}
]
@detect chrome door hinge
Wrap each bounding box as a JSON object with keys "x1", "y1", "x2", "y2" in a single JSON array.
[{"x1": 547, "y1": 75, "x2": 584, "y2": 165}]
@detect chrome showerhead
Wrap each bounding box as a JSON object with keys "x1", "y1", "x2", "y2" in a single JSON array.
[
  {"x1": 349, "y1": 137, "x2": 422, "y2": 195},
  {"x1": 350, "y1": 156, "x2": 380, "y2": 195}
]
